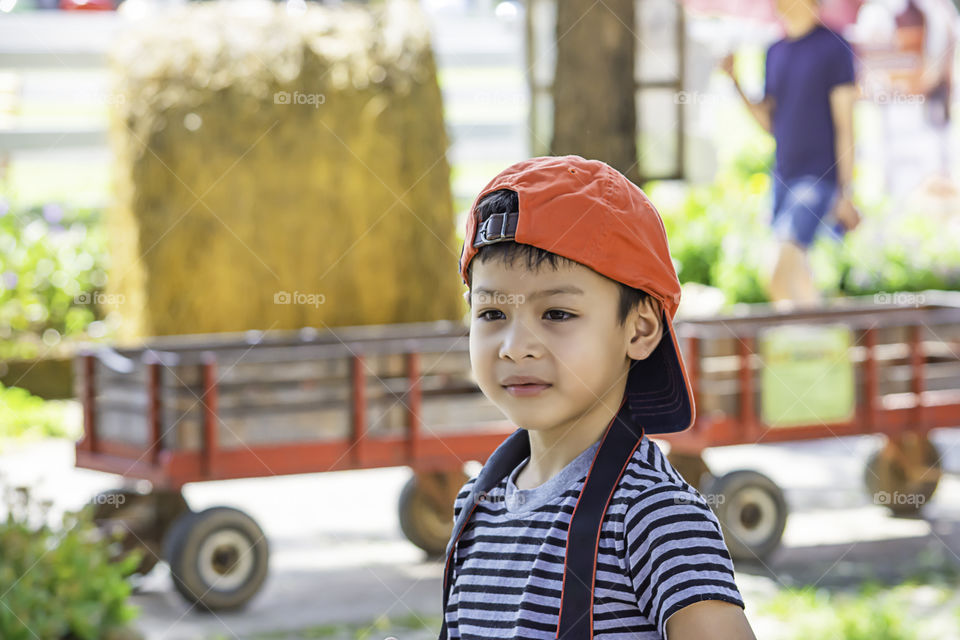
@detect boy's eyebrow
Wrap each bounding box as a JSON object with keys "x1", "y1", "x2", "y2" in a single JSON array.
[{"x1": 472, "y1": 286, "x2": 584, "y2": 300}]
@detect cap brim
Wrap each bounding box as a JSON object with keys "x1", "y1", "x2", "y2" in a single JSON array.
[{"x1": 623, "y1": 309, "x2": 695, "y2": 434}]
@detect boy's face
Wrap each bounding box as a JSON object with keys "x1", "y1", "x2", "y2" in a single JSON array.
[{"x1": 466, "y1": 255, "x2": 662, "y2": 434}]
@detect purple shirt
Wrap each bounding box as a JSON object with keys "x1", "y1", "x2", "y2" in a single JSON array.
[{"x1": 764, "y1": 25, "x2": 857, "y2": 183}]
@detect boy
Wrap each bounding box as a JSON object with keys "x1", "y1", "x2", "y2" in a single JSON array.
[{"x1": 437, "y1": 156, "x2": 756, "y2": 639}]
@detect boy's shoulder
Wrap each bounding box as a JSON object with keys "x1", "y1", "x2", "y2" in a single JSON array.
[{"x1": 609, "y1": 436, "x2": 715, "y2": 519}]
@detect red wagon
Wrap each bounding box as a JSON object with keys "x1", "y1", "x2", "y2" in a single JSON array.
[{"x1": 75, "y1": 291, "x2": 960, "y2": 608}]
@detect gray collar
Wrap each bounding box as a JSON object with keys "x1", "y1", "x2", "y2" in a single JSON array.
[{"x1": 504, "y1": 439, "x2": 602, "y2": 513}]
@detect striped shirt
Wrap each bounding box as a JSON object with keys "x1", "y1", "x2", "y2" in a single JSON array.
[{"x1": 443, "y1": 435, "x2": 744, "y2": 639}]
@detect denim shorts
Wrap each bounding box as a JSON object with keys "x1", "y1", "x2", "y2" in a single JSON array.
[{"x1": 770, "y1": 174, "x2": 847, "y2": 250}]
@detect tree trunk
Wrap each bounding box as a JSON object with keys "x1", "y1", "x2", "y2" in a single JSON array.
[{"x1": 550, "y1": 0, "x2": 639, "y2": 184}]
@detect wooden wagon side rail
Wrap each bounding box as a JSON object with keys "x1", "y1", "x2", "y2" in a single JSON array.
[
  {"x1": 663, "y1": 302, "x2": 960, "y2": 454},
  {"x1": 97, "y1": 321, "x2": 470, "y2": 363},
  {"x1": 78, "y1": 354, "x2": 98, "y2": 454},
  {"x1": 201, "y1": 353, "x2": 219, "y2": 477},
  {"x1": 75, "y1": 337, "x2": 513, "y2": 489},
  {"x1": 665, "y1": 389, "x2": 960, "y2": 452}
]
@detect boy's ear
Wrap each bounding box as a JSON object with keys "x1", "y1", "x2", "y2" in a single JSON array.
[
  {"x1": 463, "y1": 290, "x2": 471, "y2": 305},
  {"x1": 625, "y1": 297, "x2": 663, "y2": 360}
]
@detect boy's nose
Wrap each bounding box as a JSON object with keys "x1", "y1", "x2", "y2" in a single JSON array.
[{"x1": 498, "y1": 316, "x2": 545, "y2": 362}]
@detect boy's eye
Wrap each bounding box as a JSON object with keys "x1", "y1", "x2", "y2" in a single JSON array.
[
  {"x1": 544, "y1": 309, "x2": 575, "y2": 321},
  {"x1": 477, "y1": 309, "x2": 504, "y2": 321}
]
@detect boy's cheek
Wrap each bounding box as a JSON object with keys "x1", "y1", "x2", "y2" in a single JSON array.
[
  {"x1": 468, "y1": 343, "x2": 493, "y2": 384},
  {"x1": 550, "y1": 349, "x2": 606, "y2": 391}
]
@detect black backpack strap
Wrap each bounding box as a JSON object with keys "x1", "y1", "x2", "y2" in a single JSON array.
[{"x1": 557, "y1": 399, "x2": 644, "y2": 638}]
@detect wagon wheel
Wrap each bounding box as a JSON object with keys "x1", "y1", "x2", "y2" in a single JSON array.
[
  {"x1": 864, "y1": 433, "x2": 942, "y2": 516},
  {"x1": 163, "y1": 506, "x2": 269, "y2": 610},
  {"x1": 666, "y1": 451, "x2": 713, "y2": 491},
  {"x1": 90, "y1": 487, "x2": 190, "y2": 576},
  {"x1": 703, "y1": 470, "x2": 788, "y2": 562},
  {"x1": 399, "y1": 470, "x2": 469, "y2": 558}
]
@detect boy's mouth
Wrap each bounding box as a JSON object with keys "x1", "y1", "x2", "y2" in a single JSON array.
[
  {"x1": 502, "y1": 383, "x2": 552, "y2": 397},
  {"x1": 500, "y1": 376, "x2": 552, "y2": 397}
]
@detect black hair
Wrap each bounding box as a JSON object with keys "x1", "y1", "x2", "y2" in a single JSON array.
[{"x1": 466, "y1": 188, "x2": 650, "y2": 327}]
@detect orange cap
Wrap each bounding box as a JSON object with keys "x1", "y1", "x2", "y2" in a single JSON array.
[{"x1": 458, "y1": 155, "x2": 695, "y2": 434}]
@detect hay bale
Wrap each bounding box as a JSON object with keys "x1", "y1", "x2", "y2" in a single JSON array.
[{"x1": 104, "y1": 0, "x2": 462, "y2": 341}]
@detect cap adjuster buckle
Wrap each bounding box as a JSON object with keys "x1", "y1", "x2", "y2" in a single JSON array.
[{"x1": 473, "y1": 211, "x2": 519, "y2": 247}]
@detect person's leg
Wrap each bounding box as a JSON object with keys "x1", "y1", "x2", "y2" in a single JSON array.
[
  {"x1": 790, "y1": 243, "x2": 822, "y2": 307},
  {"x1": 766, "y1": 176, "x2": 831, "y2": 307},
  {"x1": 769, "y1": 240, "x2": 799, "y2": 308},
  {"x1": 769, "y1": 239, "x2": 820, "y2": 309},
  {"x1": 766, "y1": 176, "x2": 793, "y2": 305}
]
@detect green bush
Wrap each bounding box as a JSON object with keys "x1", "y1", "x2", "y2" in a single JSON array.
[
  {"x1": 762, "y1": 584, "x2": 919, "y2": 640},
  {"x1": 813, "y1": 200, "x2": 960, "y2": 297},
  {"x1": 0, "y1": 383, "x2": 80, "y2": 443},
  {"x1": 0, "y1": 199, "x2": 112, "y2": 360},
  {"x1": 0, "y1": 485, "x2": 141, "y2": 640},
  {"x1": 649, "y1": 153, "x2": 775, "y2": 305}
]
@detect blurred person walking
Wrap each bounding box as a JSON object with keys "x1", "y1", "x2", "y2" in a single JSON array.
[{"x1": 721, "y1": 0, "x2": 862, "y2": 309}]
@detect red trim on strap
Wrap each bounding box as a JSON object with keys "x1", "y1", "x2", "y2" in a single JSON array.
[
  {"x1": 555, "y1": 394, "x2": 629, "y2": 639},
  {"x1": 590, "y1": 427, "x2": 645, "y2": 637}
]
